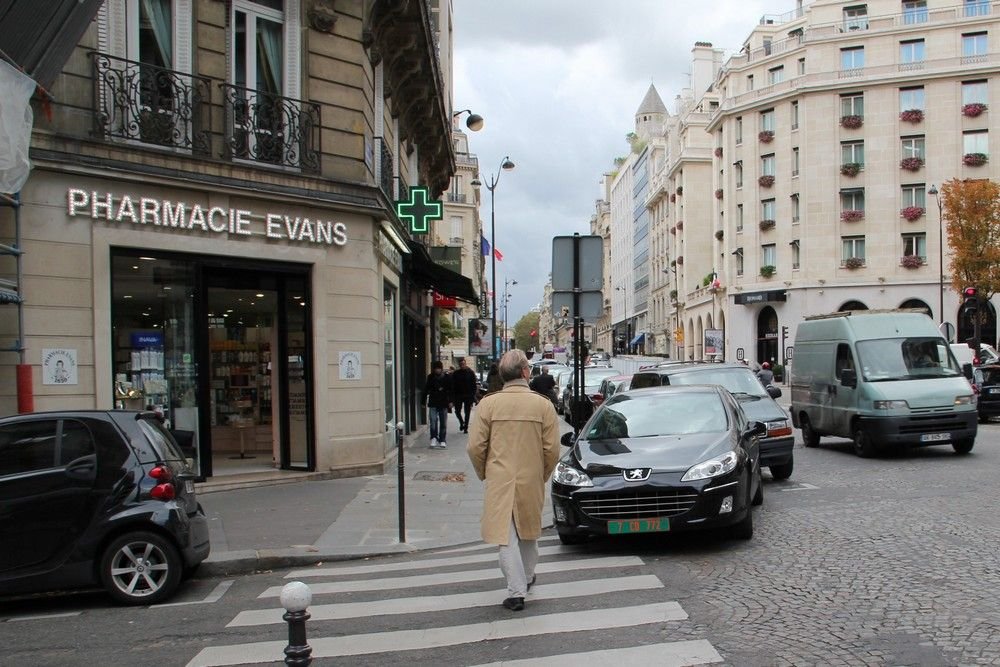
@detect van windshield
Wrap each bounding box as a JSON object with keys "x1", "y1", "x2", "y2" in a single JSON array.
[{"x1": 856, "y1": 337, "x2": 961, "y2": 381}]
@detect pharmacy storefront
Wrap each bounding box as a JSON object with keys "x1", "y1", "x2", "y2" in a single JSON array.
[{"x1": 12, "y1": 169, "x2": 409, "y2": 480}]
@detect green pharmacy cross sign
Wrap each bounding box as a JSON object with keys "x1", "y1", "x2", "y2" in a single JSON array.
[{"x1": 395, "y1": 187, "x2": 442, "y2": 235}]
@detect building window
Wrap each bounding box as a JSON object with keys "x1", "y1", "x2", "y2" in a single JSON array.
[
  {"x1": 964, "y1": 130, "x2": 989, "y2": 155},
  {"x1": 760, "y1": 109, "x2": 775, "y2": 132},
  {"x1": 841, "y1": 188, "x2": 866, "y2": 212},
  {"x1": 841, "y1": 93, "x2": 864, "y2": 117},
  {"x1": 768, "y1": 66, "x2": 784, "y2": 85},
  {"x1": 736, "y1": 116, "x2": 743, "y2": 144},
  {"x1": 902, "y1": 1, "x2": 928, "y2": 24},
  {"x1": 791, "y1": 193, "x2": 800, "y2": 222},
  {"x1": 903, "y1": 233, "x2": 927, "y2": 260},
  {"x1": 737, "y1": 204, "x2": 744, "y2": 231},
  {"x1": 900, "y1": 86, "x2": 925, "y2": 111},
  {"x1": 450, "y1": 216, "x2": 462, "y2": 241},
  {"x1": 901, "y1": 136, "x2": 925, "y2": 160},
  {"x1": 963, "y1": 80, "x2": 988, "y2": 105},
  {"x1": 798, "y1": 57, "x2": 806, "y2": 75},
  {"x1": 900, "y1": 39, "x2": 925, "y2": 66},
  {"x1": 792, "y1": 147, "x2": 800, "y2": 176},
  {"x1": 902, "y1": 184, "x2": 926, "y2": 208},
  {"x1": 761, "y1": 244, "x2": 776, "y2": 267},
  {"x1": 963, "y1": 32, "x2": 988, "y2": 62},
  {"x1": 761, "y1": 199, "x2": 776, "y2": 221},
  {"x1": 791, "y1": 240, "x2": 801, "y2": 269},
  {"x1": 735, "y1": 248, "x2": 744, "y2": 276},
  {"x1": 761, "y1": 154, "x2": 775, "y2": 176},
  {"x1": 965, "y1": 0, "x2": 990, "y2": 18},
  {"x1": 747, "y1": 74, "x2": 754, "y2": 91},
  {"x1": 735, "y1": 162, "x2": 744, "y2": 188},
  {"x1": 843, "y1": 5, "x2": 869, "y2": 31},
  {"x1": 791, "y1": 100, "x2": 799, "y2": 129},
  {"x1": 841, "y1": 47, "x2": 865, "y2": 71},
  {"x1": 842, "y1": 236, "x2": 866, "y2": 264},
  {"x1": 841, "y1": 140, "x2": 865, "y2": 166}
]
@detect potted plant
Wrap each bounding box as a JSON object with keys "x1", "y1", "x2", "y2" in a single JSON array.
[
  {"x1": 772, "y1": 364, "x2": 784, "y2": 382},
  {"x1": 964, "y1": 152, "x2": 989, "y2": 167},
  {"x1": 758, "y1": 175, "x2": 775, "y2": 188},
  {"x1": 841, "y1": 210, "x2": 865, "y2": 222},
  {"x1": 840, "y1": 115, "x2": 864, "y2": 129},
  {"x1": 758, "y1": 130, "x2": 774, "y2": 143},
  {"x1": 759, "y1": 219, "x2": 776, "y2": 231},
  {"x1": 714, "y1": 147, "x2": 723, "y2": 158},
  {"x1": 900, "y1": 157, "x2": 924, "y2": 171},
  {"x1": 899, "y1": 109, "x2": 924, "y2": 123},
  {"x1": 963, "y1": 102, "x2": 988, "y2": 117},
  {"x1": 900, "y1": 254, "x2": 923, "y2": 268},
  {"x1": 676, "y1": 255, "x2": 684, "y2": 265},
  {"x1": 840, "y1": 162, "x2": 862, "y2": 177},
  {"x1": 670, "y1": 193, "x2": 676, "y2": 203},
  {"x1": 669, "y1": 289, "x2": 678, "y2": 301},
  {"x1": 676, "y1": 220, "x2": 684, "y2": 230},
  {"x1": 676, "y1": 186, "x2": 684, "y2": 196},
  {"x1": 844, "y1": 257, "x2": 865, "y2": 269},
  {"x1": 759, "y1": 264, "x2": 776, "y2": 278},
  {"x1": 715, "y1": 229, "x2": 725, "y2": 241},
  {"x1": 670, "y1": 226, "x2": 676, "y2": 235},
  {"x1": 901, "y1": 206, "x2": 925, "y2": 221},
  {"x1": 715, "y1": 188, "x2": 724, "y2": 199}
]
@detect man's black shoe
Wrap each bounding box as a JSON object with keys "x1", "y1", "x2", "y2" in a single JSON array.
[
  {"x1": 502, "y1": 597, "x2": 525, "y2": 611},
  {"x1": 527, "y1": 575, "x2": 536, "y2": 591}
]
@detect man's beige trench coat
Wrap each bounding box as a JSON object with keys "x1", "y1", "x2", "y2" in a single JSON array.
[{"x1": 467, "y1": 379, "x2": 561, "y2": 545}]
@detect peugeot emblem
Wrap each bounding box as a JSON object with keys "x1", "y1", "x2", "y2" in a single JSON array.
[{"x1": 623, "y1": 468, "x2": 651, "y2": 482}]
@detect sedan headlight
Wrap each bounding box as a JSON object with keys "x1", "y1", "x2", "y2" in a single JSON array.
[
  {"x1": 681, "y1": 451, "x2": 738, "y2": 482},
  {"x1": 955, "y1": 394, "x2": 976, "y2": 406},
  {"x1": 873, "y1": 399, "x2": 909, "y2": 410},
  {"x1": 553, "y1": 461, "x2": 593, "y2": 487}
]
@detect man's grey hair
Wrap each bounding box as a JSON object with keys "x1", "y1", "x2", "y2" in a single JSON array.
[{"x1": 498, "y1": 349, "x2": 529, "y2": 383}]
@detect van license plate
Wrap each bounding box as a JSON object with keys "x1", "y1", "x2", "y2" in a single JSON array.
[{"x1": 920, "y1": 433, "x2": 949, "y2": 442}]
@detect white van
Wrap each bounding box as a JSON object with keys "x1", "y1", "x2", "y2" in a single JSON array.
[{"x1": 790, "y1": 309, "x2": 977, "y2": 457}]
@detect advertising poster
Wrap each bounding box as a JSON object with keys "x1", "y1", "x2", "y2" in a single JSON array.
[
  {"x1": 468, "y1": 318, "x2": 492, "y2": 356},
  {"x1": 704, "y1": 329, "x2": 725, "y2": 358}
]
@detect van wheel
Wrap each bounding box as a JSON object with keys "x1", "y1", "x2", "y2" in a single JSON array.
[
  {"x1": 953, "y1": 438, "x2": 975, "y2": 455},
  {"x1": 800, "y1": 415, "x2": 820, "y2": 448},
  {"x1": 769, "y1": 458, "x2": 793, "y2": 481},
  {"x1": 100, "y1": 531, "x2": 182, "y2": 605},
  {"x1": 852, "y1": 426, "x2": 877, "y2": 458}
]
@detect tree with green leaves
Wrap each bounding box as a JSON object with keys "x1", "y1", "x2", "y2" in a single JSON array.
[
  {"x1": 438, "y1": 311, "x2": 462, "y2": 347},
  {"x1": 513, "y1": 311, "x2": 540, "y2": 352}
]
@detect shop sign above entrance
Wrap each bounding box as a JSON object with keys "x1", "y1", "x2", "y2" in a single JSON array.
[
  {"x1": 394, "y1": 187, "x2": 441, "y2": 235},
  {"x1": 67, "y1": 189, "x2": 348, "y2": 247}
]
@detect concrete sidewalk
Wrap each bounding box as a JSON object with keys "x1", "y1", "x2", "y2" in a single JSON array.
[{"x1": 199, "y1": 411, "x2": 562, "y2": 576}]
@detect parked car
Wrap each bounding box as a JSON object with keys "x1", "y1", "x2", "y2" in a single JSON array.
[
  {"x1": 596, "y1": 374, "x2": 632, "y2": 405},
  {"x1": 0, "y1": 410, "x2": 210, "y2": 605},
  {"x1": 552, "y1": 385, "x2": 764, "y2": 544},
  {"x1": 974, "y1": 364, "x2": 1000, "y2": 423},
  {"x1": 560, "y1": 367, "x2": 621, "y2": 422},
  {"x1": 630, "y1": 362, "x2": 794, "y2": 480}
]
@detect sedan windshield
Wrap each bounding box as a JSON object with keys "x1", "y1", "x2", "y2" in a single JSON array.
[
  {"x1": 856, "y1": 337, "x2": 961, "y2": 381},
  {"x1": 585, "y1": 392, "x2": 728, "y2": 439},
  {"x1": 667, "y1": 367, "x2": 769, "y2": 397}
]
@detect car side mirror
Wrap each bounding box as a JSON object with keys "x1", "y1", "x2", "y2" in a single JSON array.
[
  {"x1": 747, "y1": 421, "x2": 767, "y2": 438},
  {"x1": 560, "y1": 431, "x2": 575, "y2": 447},
  {"x1": 840, "y1": 368, "x2": 857, "y2": 388},
  {"x1": 963, "y1": 363, "x2": 974, "y2": 380},
  {"x1": 766, "y1": 384, "x2": 782, "y2": 399}
]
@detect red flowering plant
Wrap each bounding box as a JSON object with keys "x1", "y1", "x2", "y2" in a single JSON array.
[
  {"x1": 758, "y1": 130, "x2": 774, "y2": 143},
  {"x1": 900, "y1": 157, "x2": 924, "y2": 171},
  {"x1": 676, "y1": 255, "x2": 684, "y2": 265},
  {"x1": 758, "y1": 175, "x2": 775, "y2": 188},
  {"x1": 844, "y1": 257, "x2": 865, "y2": 269},
  {"x1": 962, "y1": 103, "x2": 988, "y2": 117},
  {"x1": 840, "y1": 162, "x2": 862, "y2": 177},
  {"x1": 900, "y1": 255, "x2": 923, "y2": 268},
  {"x1": 901, "y1": 206, "x2": 925, "y2": 221},
  {"x1": 670, "y1": 193, "x2": 676, "y2": 203},
  {"x1": 676, "y1": 220, "x2": 684, "y2": 230},
  {"x1": 899, "y1": 109, "x2": 924, "y2": 123},
  {"x1": 840, "y1": 115, "x2": 864, "y2": 129},
  {"x1": 841, "y1": 210, "x2": 865, "y2": 222},
  {"x1": 964, "y1": 153, "x2": 989, "y2": 167},
  {"x1": 714, "y1": 147, "x2": 723, "y2": 158},
  {"x1": 715, "y1": 188, "x2": 724, "y2": 199}
]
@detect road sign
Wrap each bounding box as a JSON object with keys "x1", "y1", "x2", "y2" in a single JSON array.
[
  {"x1": 939, "y1": 321, "x2": 956, "y2": 343},
  {"x1": 551, "y1": 292, "x2": 603, "y2": 321},
  {"x1": 551, "y1": 235, "x2": 603, "y2": 291}
]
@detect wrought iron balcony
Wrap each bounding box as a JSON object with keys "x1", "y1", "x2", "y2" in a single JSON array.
[
  {"x1": 395, "y1": 176, "x2": 409, "y2": 204},
  {"x1": 376, "y1": 137, "x2": 394, "y2": 201},
  {"x1": 90, "y1": 52, "x2": 210, "y2": 154},
  {"x1": 221, "y1": 83, "x2": 320, "y2": 173}
]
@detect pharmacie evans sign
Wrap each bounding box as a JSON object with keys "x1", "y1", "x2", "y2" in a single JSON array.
[{"x1": 67, "y1": 189, "x2": 348, "y2": 247}]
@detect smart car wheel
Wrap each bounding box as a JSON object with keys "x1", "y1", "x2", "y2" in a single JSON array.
[
  {"x1": 100, "y1": 531, "x2": 182, "y2": 605},
  {"x1": 953, "y1": 438, "x2": 975, "y2": 455},
  {"x1": 852, "y1": 426, "x2": 877, "y2": 458},
  {"x1": 800, "y1": 415, "x2": 820, "y2": 448}
]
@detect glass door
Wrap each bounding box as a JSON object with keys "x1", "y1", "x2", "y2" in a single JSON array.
[{"x1": 280, "y1": 275, "x2": 311, "y2": 469}]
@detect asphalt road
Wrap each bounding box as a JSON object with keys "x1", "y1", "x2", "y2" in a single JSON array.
[{"x1": 4, "y1": 423, "x2": 1000, "y2": 666}]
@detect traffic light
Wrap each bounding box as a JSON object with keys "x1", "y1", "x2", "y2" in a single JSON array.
[
  {"x1": 963, "y1": 287, "x2": 979, "y2": 312},
  {"x1": 781, "y1": 325, "x2": 789, "y2": 339}
]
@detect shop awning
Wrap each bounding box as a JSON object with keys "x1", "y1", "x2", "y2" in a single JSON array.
[
  {"x1": 630, "y1": 333, "x2": 645, "y2": 346},
  {"x1": 405, "y1": 240, "x2": 480, "y2": 305},
  {"x1": 0, "y1": 0, "x2": 104, "y2": 88}
]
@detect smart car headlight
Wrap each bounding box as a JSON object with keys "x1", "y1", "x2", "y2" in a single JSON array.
[
  {"x1": 681, "y1": 451, "x2": 738, "y2": 482},
  {"x1": 553, "y1": 461, "x2": 593, "y2": 487}
]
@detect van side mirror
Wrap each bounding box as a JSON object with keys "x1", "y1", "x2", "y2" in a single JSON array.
[
  {"x1": 840, "y1": 368, "x2": 857, "y2": 388},
  {"x1": 560, "y1": 431, "x2": 575, "y2": 447},
  {"x1": 766, "y1": 384, "x2": 782, "y2": 399},
  {"x1": 963, "y1": 363, "x2": 974, "y2": 380}
]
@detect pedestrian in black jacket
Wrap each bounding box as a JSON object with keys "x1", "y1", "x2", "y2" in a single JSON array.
[
  {"x1": 424, "y1": 360, "x2": 453, "y2": 448},
  {"x1": 451, "y1": 357, "x2": 479, "y2": 433},
  {"x1": 528, "y1": 366, "x2": 557, "y2": 407}
]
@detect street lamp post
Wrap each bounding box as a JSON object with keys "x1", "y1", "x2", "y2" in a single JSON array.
[
  {"x1": 472, "y1": 156, "x2": 515, "y2": 363},
  {"x1": 929, "y1": 184, "x2": 944, "y2": 325},
  {"x1": 502, "y1": 278, "x2": 518, "y2": 352}
]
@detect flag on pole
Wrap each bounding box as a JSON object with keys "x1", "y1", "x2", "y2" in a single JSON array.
[
  {"x1": 494, "y1": 247, "x2": 504, "y2": 261},
  {"x1": 480, "y1": 235, "x2": 490, "y2": 257}
]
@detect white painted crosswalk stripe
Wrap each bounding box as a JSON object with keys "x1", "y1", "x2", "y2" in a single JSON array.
[
  {"x1": 231, "y1": 574, "x2": 662, "y2": 626},
  {"x1": 259, "y1": 555, "x2": 645, "y2": 598},
  {"x1": 434, "y1": 534, "x2": 560, "y2": 555},
  {"x1": 469, "y1": 639, "x2": 724, "y2": 666},
  {"x1": 186, "y1": 602, "x2": 687, "y2": 667},
  {"x1": 286, "y1": 544, "x2": 570, "y2": 578}
]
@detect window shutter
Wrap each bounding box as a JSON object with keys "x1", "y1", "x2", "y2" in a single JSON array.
[
  {"x1": 102, "y1": 0, "x2": 127, "y2": 59},
  {"x1": 173, "y1": 0, "x2": 193, "y2": 74},
  {"x1": 284, "y1": 0, "x2": 301, "y2": 100}
]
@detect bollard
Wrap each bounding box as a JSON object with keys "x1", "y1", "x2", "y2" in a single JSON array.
[
  {"x1": 280, "y1": 581, "x2": 313, "y2": 667},
  {"x1": 396, "y1": 420, "x2": 406, "y2": 543}
]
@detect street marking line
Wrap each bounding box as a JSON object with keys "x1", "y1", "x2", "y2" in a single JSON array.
[
  {"x1": 186, "y1": 602, "x2": 686, "y2": 667},
  {"x1": 470, "y1": 639, "x2": 724, "y2": 666},
  {"x1": 153, "y1": 580, "x2": 235, "y2": 608},
  {"x1": 778, "y1": 482, "x2": 819, "y2": 491},
  {"x1": 435, "y1": 535, "x2": 560, "y2": 555},
  {"x1": 5, "y1": 611, "x2": 82, "y2": 622},
  {"x1": 259, "y1": 555, "x2": 645, "y2": 598},
  {"x1": 232, "y1": 575, "x2": 662, "y2": 626},
  {"x1": 286, "y1": 545, "x2": 572, "y2": 578}
]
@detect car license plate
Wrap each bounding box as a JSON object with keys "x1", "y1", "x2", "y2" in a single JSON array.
[
  {"x1": 607, "y1": 517, "x2": 669, "y2": 535},
  {"x1": 185, "y1": 480, "x2": 194, "y2": 494},
  {"x1": 990, "y1": 388, "x2": 1000, "y2": 394},
  {"x1": 920, "y1": 433, "x2": 949, "y2": 442}
]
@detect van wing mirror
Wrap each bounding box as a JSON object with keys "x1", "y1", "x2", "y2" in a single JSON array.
[
  {"x1": 840, "y1": 368, "x2": 857, "y2": 388},
  {"x1": 560, "y1": 431, "x2": 575, "y2": 447}
]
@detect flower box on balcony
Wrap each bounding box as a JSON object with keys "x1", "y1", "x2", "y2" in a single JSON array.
[
  {"x1": 715, "y1": 188, "x2": 724, "y2": 200},
  {"x1": 900, "y1": 255, "x2": 924, "y2": 268},
  {"x1": 962, "y1": 103, "x2": 988, "y2": 118},
  {"x1": 840, "y1": 115, "x2": 864, "y2": 129},
  {"x1": 900, "y1": 157, "x2": 924, "y2": 171},
  {"x1": 899, "y1": 109, "x2": 924, "y2": 123},
  {"x1": 759, "y1": 219, "x2": 776, "y2": 231},
  {"x1": 715, "y1": 229, "x2": 724, "y2": 241},
  {"x1": 841, "y1": 210, "x2": 865, "y2": 222},
  {"x1": 843, "y1": 257, "x2": 865, "y2": 269},
  {"x1": 676, "y1": 256, "x2": 684, "y2": 265},
  {"x1": 758, "y1": 175, "x2": 775, "y2": 188},
  {"x1": 758, "y1": 130, "x2": 774, "y2": 144},
  {"x1": 714, "y1": 147, "x2": 723, "y2": 158},
  {"x1": 900, "y1": 206, "x2": 925, "y2": 221},
  {"x1": 840, "y1": 162, "x2": 862, "y2": 177},
  {"x1": 964, "y1": 152, "x2": 989, "y2": 167},
  {"x1": 760, "y1": 265, "x2": 776, "y2": 278}
]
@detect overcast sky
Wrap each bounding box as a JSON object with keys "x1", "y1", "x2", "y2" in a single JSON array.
[{"x1": 452, "y1": 0, "x2": 777, "y2": 327}]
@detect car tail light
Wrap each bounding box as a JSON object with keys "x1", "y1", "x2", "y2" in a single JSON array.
[
  {"x1": 150, "y1": 483, "x2": 176, "y2": 500},
  {"x1": 766, "y1": 423, "x2": 793, "y2": 437},
  {"x1": 149, "y1": 465, "x2": 173, "y2": 482}
]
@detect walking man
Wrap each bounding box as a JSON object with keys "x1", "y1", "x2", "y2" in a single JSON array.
[
  {"x1": 450, "y1": 357, "x2": 479, "y2": 433},
  {"x1": 468, "y1": 350, "x2": 560, "y2": 611},
  {"x1": 424, "y1": 360, "x2": 452, "y2": 449}
]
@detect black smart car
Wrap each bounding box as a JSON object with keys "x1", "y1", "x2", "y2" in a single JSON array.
[
  {"x1": 552, "y1": 385, "x2": 764, "y2": 544},
  {"x1": 974, "y1": 364, "x2": 1000, "y2": 423},
  {"x1": 0, "y1": 410, "x2": 210, "y2": 605}
]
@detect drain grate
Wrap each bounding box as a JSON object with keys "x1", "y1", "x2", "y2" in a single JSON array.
[{"x1": 414, "y1": 471, "x2": 467, "y2": 482}]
